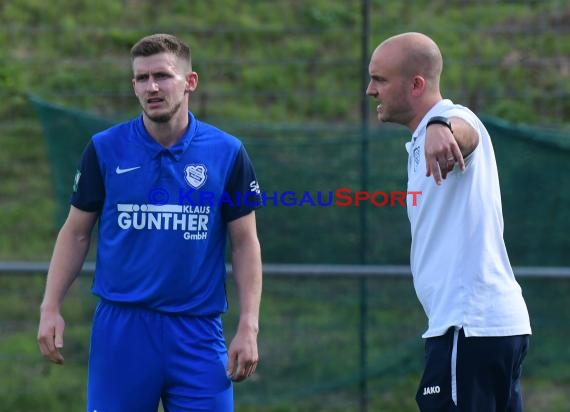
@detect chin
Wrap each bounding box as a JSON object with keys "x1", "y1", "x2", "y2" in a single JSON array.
[
  {"x1": 143, "y1": 108, "x2": 173, "y2": 123},
  {"x1": 150, "y1": 114, "x2": 172, "y2": 123}
]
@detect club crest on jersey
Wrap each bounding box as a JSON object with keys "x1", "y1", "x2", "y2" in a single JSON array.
[{"x1": 184, "y1": 164, "x2": 207, "y2": 189}]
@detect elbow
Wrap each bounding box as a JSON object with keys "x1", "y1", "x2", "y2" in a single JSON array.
[{"x1": 232, "y1": 236, "x2": 261, "y2": 257}]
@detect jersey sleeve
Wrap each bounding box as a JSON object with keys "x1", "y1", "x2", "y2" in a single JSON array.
[
  {"x1": 445, "y1": 107, "x2": 479, "y2": 131},
  {"x1": 222, "y1": 145, "x2": 262, "y2": 222},
  {"x1": 70, "y1": 140, "x2": 105, "y2": 212}
]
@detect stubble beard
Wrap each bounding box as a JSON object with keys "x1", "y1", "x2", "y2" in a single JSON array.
[
  {"x1": 143, "y1": 99, "x2": 183, "y2": 124},
  {"x1": 382, "y1": 99, "x2": 413, "y2": 127}
]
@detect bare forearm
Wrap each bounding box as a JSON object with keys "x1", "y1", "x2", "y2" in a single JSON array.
[
  {"x1": 231, "y1": 238, "x2": 262, "y2": 333},
  {"x1": 41, "y1": 224, "x2": 92, "y2": 312},
  {"x1": 38, "y1": 207, "x2": 96, "y2": 364},
  {"x1": 226, "y1": 235, "x2": 262, "y2": 382},
  {"x1": 450, "y1": 117, "x2": 479, "y2": 157}
]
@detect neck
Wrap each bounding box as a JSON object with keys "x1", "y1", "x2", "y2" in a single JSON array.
[
  {"x1": 408, "y1": 96, "x2": 443, "y2": 132},
  {"x1": 143, "y1": 111, "x2": 189, "y2": 148}
]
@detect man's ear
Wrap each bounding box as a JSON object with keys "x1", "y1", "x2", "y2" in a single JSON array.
[
  {"x1": 186, "y1": 72, "x2": 199, "y2": 93},
  {"x1": 410, "y1": 75, "x2": 425, "y2": 97}
]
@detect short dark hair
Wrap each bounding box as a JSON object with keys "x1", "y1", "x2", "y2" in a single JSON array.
[{"x1": 130, "y1": 33, "x2": 191, "y2": 68}]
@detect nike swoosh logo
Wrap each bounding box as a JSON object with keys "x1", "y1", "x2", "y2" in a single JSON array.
[{"x1": 116, "y1": 166, "x2": 141, "y2": 174}]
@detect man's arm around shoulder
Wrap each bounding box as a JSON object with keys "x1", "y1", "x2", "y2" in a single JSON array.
[
  {"x1": 449, "y1": 116, "x2": 479, "y2": 158},
  {"x1": 425, "y1": 116, "x2": 480, "y2": 184}
]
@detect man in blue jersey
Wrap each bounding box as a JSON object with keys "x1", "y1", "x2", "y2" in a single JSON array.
[
  {"x1": 366, "y1": 32, "x2": 531, "y2": 411},
  {"x1": 37, "y1": 33, "x2": 263, "y2": 411}
]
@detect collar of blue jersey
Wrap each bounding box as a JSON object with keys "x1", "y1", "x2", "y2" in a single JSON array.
[{"x1": 135, "y1": 112, "x2": 197, "y2": 160}]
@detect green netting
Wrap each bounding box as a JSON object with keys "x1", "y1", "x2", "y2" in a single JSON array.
[{"x1": 30, "y1": 95, "x2": 570, "y2": 266}]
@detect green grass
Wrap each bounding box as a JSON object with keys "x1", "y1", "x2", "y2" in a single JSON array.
[
  {"x1": 0, "y1": 121, "x2": 56, "y2": 260},
  {"x1": 1, "y1": 0, "x2": 570, "y2": 127},
  {"x1": 1, "y1": 274, "x2": 569, "y2": 411}
]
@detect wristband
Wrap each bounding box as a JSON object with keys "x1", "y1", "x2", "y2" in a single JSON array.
[{"x1": 426, "y1": 116, "x2": 453, "y2": 133}]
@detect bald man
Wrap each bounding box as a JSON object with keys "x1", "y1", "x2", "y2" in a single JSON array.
[{"x1": 367, "y1": 32, "x2": 531, "y2": 411}]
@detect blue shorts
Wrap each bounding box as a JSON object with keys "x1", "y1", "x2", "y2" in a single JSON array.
[
  {"x1": 416, "y1": 327, "x2": 529, "y2": 412},
  {"x1": 86, "y1": 300, "x2": 233, "y2": 412}
]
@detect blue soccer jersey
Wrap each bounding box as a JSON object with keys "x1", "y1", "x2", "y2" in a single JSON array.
[{"x1": 71, "y1": 112, "x2": 261, "y2": 315}]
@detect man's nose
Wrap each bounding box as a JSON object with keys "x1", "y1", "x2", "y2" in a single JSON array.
[{"x1": 146, "y1": 78, "x2": 159, "y2": 91}]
